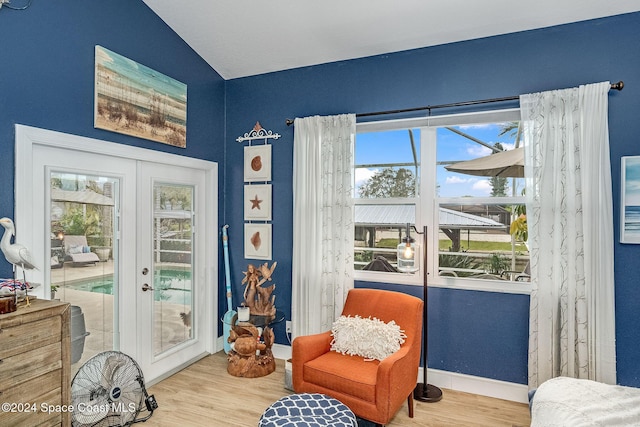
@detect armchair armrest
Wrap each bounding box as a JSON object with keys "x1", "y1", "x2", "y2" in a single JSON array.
[
  {"x1": 376, "y1": 345, "x2": 420, "y2": 415},
  {"x1": 292, "y1": 331, "x2": 332, "y2": 392},
  {"x1": 292, "y1": 331, "x2": 332, "y2": 363}
]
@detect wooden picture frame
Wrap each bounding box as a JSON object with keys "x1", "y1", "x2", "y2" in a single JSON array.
[
  {"x1": 244, "y1": 184, "x2": 272, "y2": 221},
  {"x1": 621, "y1": 156, "x2": 640, "y2": 243},
  {"x1": 244, "y1": 145, "x2": 272, "y2": 182},
  {"x1": 244, "y1": 223, "x2": 272, "y2": 260}
]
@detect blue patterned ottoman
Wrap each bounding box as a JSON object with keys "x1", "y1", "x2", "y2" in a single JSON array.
[{"x1": 258, "y1": 393, "x2": 357, "y2": 427}]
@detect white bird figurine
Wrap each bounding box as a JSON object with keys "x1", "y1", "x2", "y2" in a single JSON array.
[{"x1": 0, "y1": 217, "x2": 38, "y2": 306}]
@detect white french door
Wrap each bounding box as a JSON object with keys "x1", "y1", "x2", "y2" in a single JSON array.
[
  {"x1": 136, "y1": 162, "x2": 207, "y2": 379},
  {"x1": 34, "y1": 146, "x2": 136, "y2": 373},
  {"x1": 15, "y1": 125, "x2": 217, "y2": 384}
]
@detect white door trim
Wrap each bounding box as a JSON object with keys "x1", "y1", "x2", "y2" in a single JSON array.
[{"x1": 14, "y1": 124, "x2": 219, "y2": 364}]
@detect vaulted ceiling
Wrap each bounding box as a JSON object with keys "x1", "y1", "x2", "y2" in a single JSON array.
[{"x1": 143, "y1": 1, "x2": 640, "y2": 79}]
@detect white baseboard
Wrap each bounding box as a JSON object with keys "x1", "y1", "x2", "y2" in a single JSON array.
[
  {"x1": 424, "y1": 367, "x2": 529, "y2": 403},
  {"x1": 272, "y1": 343, "x2": 292, "y2": 361},
  {"x1": 216, "y1": 340, "x2": 528, "y2": 404}
]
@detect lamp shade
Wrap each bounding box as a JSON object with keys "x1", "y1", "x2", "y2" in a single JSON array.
[{"x1": 397, "y1": 224, "x2": 419, "y2": 273}]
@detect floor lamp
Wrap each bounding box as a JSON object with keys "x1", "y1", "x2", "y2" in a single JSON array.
[{"x1": 399, "y1": 224, "x2": 443, "y2": 402}]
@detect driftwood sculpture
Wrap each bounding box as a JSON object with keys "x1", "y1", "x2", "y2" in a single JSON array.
[
  {"x1": 227, "y1": 315, "x2": 276, "y2": 377},
  {"x1": 241, "y1": 262, "x2": 277, "y2": 317}
]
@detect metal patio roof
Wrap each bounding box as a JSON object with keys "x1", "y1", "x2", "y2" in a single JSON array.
[{"x1": 354, "y1": 204, "x2": 506, "y2": 230}]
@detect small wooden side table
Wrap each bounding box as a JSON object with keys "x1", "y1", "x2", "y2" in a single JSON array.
[{"x1": 222, "y1": 310, "x2": 285, "y2": 378}]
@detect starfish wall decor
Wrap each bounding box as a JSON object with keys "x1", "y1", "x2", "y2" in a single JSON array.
[
  {"x1": 243, "y1": 181, "x2": 272, "y2": 221},
  {"x1": 250, "y1": 194, "x2": 263, "y2": 210}
]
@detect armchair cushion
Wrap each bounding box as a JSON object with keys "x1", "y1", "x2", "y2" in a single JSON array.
[
  {"x1": 304, "y1": 352, "x2": 378, "y2": 402},
  {"x1": 330, "y1": 315, "x2": 406, "y2": 361}
]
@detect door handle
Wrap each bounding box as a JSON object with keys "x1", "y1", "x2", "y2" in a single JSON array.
[{"x1": 142, "y1": 283, "x2": 154, "y2": 292}]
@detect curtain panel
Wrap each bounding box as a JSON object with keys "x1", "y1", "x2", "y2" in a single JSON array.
[
  {"x1": 521, "y1": 82, "x2": 616, "y2": 388},
  {"x1": 291, "y1": 114, "x2": 356, "y2": 337}
]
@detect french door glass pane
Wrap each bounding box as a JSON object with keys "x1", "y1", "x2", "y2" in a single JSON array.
[
  {"x1": 49, "y1": 171, "x2": 118, "y2": 374},
  {"x1": 153, "y1": 183, "x2": 194, "y2": 355}
]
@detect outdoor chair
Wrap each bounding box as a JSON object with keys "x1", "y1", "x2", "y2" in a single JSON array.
[
  {"x1": 501, "y1": 261, "x2": 530, "y2": 281},
  {"x1": 63, "y1": 235, "x2": 100, "y2": 266}
]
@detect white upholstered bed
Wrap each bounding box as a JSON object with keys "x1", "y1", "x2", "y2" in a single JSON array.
[{"x1": 530, "y1": 376, "x2": 640, "y2": 426}]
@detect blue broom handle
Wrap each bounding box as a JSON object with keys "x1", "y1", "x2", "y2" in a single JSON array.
[{"x1": 222, "y1": 225, "x2": 232, "y2": 310}]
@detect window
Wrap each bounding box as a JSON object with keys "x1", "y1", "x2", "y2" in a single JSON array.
[
  {"x1": 354, "y1": 109, "x2": 529, "y2": 293},
  {"x1": 354, "y1": 128, "x2": 421, "y2": 284}
]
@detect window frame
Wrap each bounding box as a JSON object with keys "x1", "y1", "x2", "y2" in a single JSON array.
[{"x1": 354, "y1": 108, "x2": 530, "y2": 294}]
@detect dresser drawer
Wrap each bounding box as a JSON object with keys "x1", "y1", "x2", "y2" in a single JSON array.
[
  {"x1": 0, "y1": 341, "x2": 62, "y2": 387},
  {"x1": 0, "y1": 316, "x2": 62, "y2": 360},
  {"x1": 0, "y1": 387, "x2": 62, "y2": 427},
  {"x1": 1, "y1": 369, "x2": 62, "y2": 402}
]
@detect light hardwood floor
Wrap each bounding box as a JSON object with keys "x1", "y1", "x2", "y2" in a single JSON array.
[{"x1": 145, "y1": 351, "x2": 531, "y2": 427}]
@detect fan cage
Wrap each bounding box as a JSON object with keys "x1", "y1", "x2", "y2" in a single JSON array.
[{"x1": 71, "y1": 351, "x2": 153, "y2": 427}]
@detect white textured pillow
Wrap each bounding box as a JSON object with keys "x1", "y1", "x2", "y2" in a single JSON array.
[{"x1": 330, "y1": 315, "x2": 407, "y2": 361}]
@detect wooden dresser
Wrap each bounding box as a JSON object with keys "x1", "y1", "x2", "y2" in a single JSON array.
[{"x1": 0, "y1": 300, "x2": 71, "y2": 426}]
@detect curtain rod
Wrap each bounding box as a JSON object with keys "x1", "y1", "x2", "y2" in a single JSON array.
[{"x1": 285, "y1": 81, "x2": 624, "y2": 126}]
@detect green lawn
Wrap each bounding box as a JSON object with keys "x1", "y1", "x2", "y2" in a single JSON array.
[
  {"x1": 438, "y1": 240, "x2": 528, "y2": 252},
  {"x1": 377, "y1": 238, "x2": 527, "y2": 253}
]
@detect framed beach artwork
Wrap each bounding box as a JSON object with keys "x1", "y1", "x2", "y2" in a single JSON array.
[
  {"x1": 621, "y1": 156, "x2": 640, "y2": 244},
  {"x1": 244, "y1": 184, "x2": 272, "y2": 221},
  {"x1": 94, "y1": 45, "x2": 187, "y2": 148},
  {"x1": 244, "y1": 223, "x2": 272, "y2": 260},
  {"x1": 244, "y1": 145, "x2": 272, "y2": 182}
]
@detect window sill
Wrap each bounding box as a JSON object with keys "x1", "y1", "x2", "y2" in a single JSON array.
[
  {"x1": 354, "y1": 270, "x2": 422, "y2": 286},
  {"x1": 354, "y1": 271, "x2": 531, "y2": 295},
  {"x1": 429, "y1": 277, "x2": 531, "y2": 295}
]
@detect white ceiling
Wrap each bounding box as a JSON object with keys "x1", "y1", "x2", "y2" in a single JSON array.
[{"x1": 142, "y1": 1, "x2": 640, "y2": 80}]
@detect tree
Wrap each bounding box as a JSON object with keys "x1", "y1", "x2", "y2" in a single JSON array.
[
  {"x1": 358, "y1": 167, "x2": 416, "y2": 198},
  {"x1": 498, "y1": 121, "x2": 520, "y2": 139},
  {"x1": 490, "y1": 175, "x2": 508, "y2": 197},
  {"x1": 60, "y1": 206, "x2": 100, "y2": 236},
  {"x1": 489, "y1": 142, "x2": 508, "y2": 197}
]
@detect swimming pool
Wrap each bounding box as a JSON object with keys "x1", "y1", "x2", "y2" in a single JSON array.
[{"x1": 62, "y1": 269, "x2": 192, "y2": 304}]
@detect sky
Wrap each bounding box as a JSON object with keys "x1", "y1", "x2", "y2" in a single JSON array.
[
  {"x1": 355, "y1": 123, "x2": 522, "y2": 198},
  {"x1": 624, "y1": 156, "x2": 640, "y2": 206}
]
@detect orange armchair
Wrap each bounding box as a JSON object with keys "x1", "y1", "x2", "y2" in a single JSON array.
[{"x1": 292, "y1": 288, "x2": 423, "y2": 426}]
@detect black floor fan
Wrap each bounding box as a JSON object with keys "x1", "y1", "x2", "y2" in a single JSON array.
[{"x1": 413, "y1": 225, "x2": 443, "y2": 403}]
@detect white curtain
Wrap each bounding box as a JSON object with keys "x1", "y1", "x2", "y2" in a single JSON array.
[
  {"x1": 291, "y1": 114, "x2": 356, "y2": 337},
  {"x1": 521, "y1": 82, "x2": 616, "y2": 388}
]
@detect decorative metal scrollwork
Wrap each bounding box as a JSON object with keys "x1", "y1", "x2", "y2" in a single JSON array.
[{"x1": 236, "y1": 122, "x2": 281, "y2": 143}]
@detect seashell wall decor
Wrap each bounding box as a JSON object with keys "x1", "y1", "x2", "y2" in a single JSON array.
[{"x1": 238, "y1": 122, "x2": 277, "y2": 260}]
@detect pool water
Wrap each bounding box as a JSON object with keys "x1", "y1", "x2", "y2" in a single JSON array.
[{"x1": 63, "y1": 269, "x2": 192, "y2": 304}]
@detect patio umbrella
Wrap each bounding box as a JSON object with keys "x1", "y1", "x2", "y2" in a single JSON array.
[
  {"x1": 51, "y1": 188, "x2": 115, "y2": 206},
  {"x1": 445, "y1": 146, "x2": 524, "y2": 178}
]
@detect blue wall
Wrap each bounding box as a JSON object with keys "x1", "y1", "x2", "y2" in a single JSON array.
[
  {"x1": 0, "y1": 0, "x2": 226, "y2": 231},
  {"x1": 225, "y1": 12, "x2": 640, "y2": 387}
]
